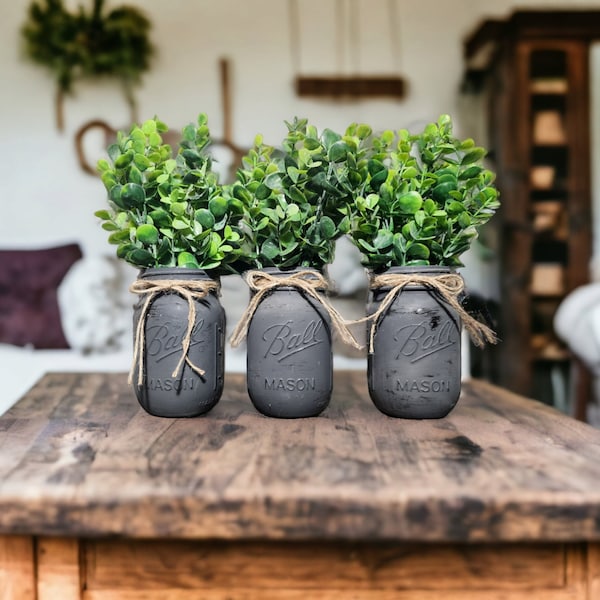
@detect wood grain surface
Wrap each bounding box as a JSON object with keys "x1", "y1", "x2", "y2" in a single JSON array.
[{"x1": 0, "y1": 371, "x2": 599, "y2": 542}]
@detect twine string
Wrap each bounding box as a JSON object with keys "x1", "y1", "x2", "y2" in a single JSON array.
[
  {"x1": 356, "y1": 273, "x2": 498, "y2": 352},
  {"x1": 229, "y1": 269, "x2": 361, "y2": 349},
  {"x1": 128, "y1": 278, "x2": 220, "y2": 386}
]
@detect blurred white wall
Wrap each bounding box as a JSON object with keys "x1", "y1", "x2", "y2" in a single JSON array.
[{"x1": 3, "y1": 0, "x2": 600, "y2": 297}]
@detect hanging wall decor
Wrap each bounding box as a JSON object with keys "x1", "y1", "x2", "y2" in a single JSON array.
[
  {"x1": 21, "y1": 0, "x2": 154, "y2": 131},
  {"x1": 289, "y1": 0, "x2": 406, "y2": 98}
]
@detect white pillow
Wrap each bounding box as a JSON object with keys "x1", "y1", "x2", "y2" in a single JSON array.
[{"x1": 57, "y1": 256, "x2": 135, "y2": 353}]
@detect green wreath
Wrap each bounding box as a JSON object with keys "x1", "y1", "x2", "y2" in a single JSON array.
[{"x1": 22, "y1": 0, "x2": 154, "y2": 130}]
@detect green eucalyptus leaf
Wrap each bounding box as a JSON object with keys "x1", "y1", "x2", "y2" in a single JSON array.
[
  {"x1": 280, "y1": 241, "x2": 299, "y2": 256},
  {"x1": 393, "y1": 232, "x2": 407, "y2": 253},
  {"x1": 458, "y1": 212, "x2": 471, "y2": 228},
  {"x1": 307, "y1": 171, "x2": 341, "y2": 196},
  {"x1": 172, "y1": 218, "x2": 190, "y2": 230},
  {"x1": 373, "y1": 229, "x2": 393, "y2": 249},
  {"x1": 338, "y1": 215, "x2": 351, "y2": 234},
  {"x1": 358, "y1": 238, "x2": 377, "y2": 253},
  {"x1": 114, "y1": 149, "x2": 134, "y2": 169},
  {"x1": 397, "y1": 191, "x2": 423, "y2": 214},
  {"x1": 149, "y1": 208, "x2": 171, "y2": 226},
  {"x1": 128, "y1": 165, "x2": 143, "y2": 185},
  {"x1": 423, "y1": 199, "x2": 436, "y2": 215},
  {"x1": 446, "y1": 201, "x2": 465, "y2": 215},
  {"x1": 177, "y1": 252, "x2": 199, "y2": 268},
  {"x1": 116, "y1": 243, "x2": 136, "y2": 259},
  {"x1": 232, "y1": 184, "x2": 252, "y2": 203},
  {"x1": 264, "y1": 172, "x2": 283, "y2": 190},
  {"x1": 133, "y1": 153, "x2": 151, "y2": 170},
  {"x1": 127, "y1": 248, "x2": 155, "y2": 267},
  {"x1": 459, "y1": 165, "x2": 483, "y2": 179},
  {"x1": 357, "y1": 124, "x2": 373, "y2": 139},
  {"x1": 261, "y1": 239, "x2": 279, "y2": 260},
  {"x1": 288, "y1": 185, "x2": 307, "y2": 205},
  {"x1": 171, "y1": 202, "x2": 187, "y2": 216},
  {"x1": 461, "y1": 147, "x2": 486, "y2": 165},
  {"x1": 406, "y1": 242, "x2": 430, "y2": 260},
  {"x1": 254, "y1": 183, "x2": 271, "y2": 200},
  {"x1": 107, "y1": 144, "x2": 121, "y2": 162},
  {"x1": 304, "y1": 137, "x2": 321, "y2": 151},
  {"x1": 319, "y1": 216, "x2": 336, "y2": 239},
  {"x1": 370, "y1": 168, "x2": 388, "y2": 188},
  {"x1": 287, "y1": 166, "x2": 301, "y2": 183},
  {"x1": 195, "y1": 208, "x2": 215, "y2": 229},
  {"x1": 368, "y1": 159, "x2": 386, "y2": 175},
  {"x1": 414, "y1": 210, "x2": 426, "y2": 227},
  {"x1": 120, "y1": 183, "x2": 145, "y2": 208},
  {"x1": 209, "y1": 196, "x2": 228, "y2": 217},
  {"x1": 401, "y1": 166, "x2": 419, "y2": 179},
  {"x1": 136, "y1": 224, "x2": 159, "y2": 244},
  {"x1": 142, "y1": 120, "x2": 157, "y2": 135},
  {"x1": 328, "y1": 140, "x2": 349, "y2": 162},
  {"x1": 322, "y1": 128, "x2": 341, "y2": 149},
  {"x1": 432, "y1": 182, "x2": 457, "y2": 202}
]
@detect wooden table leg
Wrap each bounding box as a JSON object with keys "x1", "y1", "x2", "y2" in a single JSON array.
[
  {"x1": 588, "y1": 543, "x2": 600, "y2": 600},
  {"x1": 37, "y1": 538, "x2": 82, "y2": 600},
  {"x1": 0, "y1": 536, "x2": 35, "y2": 600}
]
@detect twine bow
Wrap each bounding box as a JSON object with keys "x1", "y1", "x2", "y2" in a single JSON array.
[
  {"x1": 362, "y1": 272, "x2": 498, "y2": 353},
  {"x1": 229, "y1": 269, "x2": 361, "y2": 349},
  {"x1": 128, "y1": 278, "x2": 220, "y2": 386}
]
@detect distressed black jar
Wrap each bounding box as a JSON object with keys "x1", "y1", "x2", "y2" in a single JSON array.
[
  {"x1": 130, "y1": 268, "x2": 225, "y2": 418},
  {"x1": 243, "y1": 268, "x2": 333, "y2": 418},
  {"x1": 367, "y1": 266, "x2": 462, "y2": 419}
]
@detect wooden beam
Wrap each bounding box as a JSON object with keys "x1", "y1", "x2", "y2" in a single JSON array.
[{"x1": 295, "y1": 76, "x2": 406, "y2": 98}]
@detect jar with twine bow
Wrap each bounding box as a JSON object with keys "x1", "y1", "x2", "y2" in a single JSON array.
[
  {"x1": 345, "y1": 115, "x2": 500, "y2": 418},
  {"x1": 130, "y1": 268, "x2": 225, "y2": 417},
  {"x1": 95, "y1": 114, "x2": 243, "y2": 417},
  {"x1": 228, "y1": 118, "x2": 367, "y2": 417},
  {"x1": 363, "y1": 266, "x2": 496, "y2": 418},
  {"x1": 230, "y1": 268, "x2": 361, "y2": 418}
]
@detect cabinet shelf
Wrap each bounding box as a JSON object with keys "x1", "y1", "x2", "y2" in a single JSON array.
[
  {"x1": 530, "y1": 81, "x2": 568, "y2": 94},
  {"x1": 463, "y1": 12, "x2": 595, "y2": 405}
]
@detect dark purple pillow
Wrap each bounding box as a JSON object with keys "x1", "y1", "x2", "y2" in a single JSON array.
[{"x1": 0, "y1": 244, "x2": 83, "y2": 348}]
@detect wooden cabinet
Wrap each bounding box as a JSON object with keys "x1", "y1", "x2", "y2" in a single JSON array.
[{"x1": 464, "y1": 12, "x2": 600, "y2": 405}]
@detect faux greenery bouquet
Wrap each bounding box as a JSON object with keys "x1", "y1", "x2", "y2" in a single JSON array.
[
  {"x1": 231, "y1": 117, "x2": 372, "y2": 270},
  {"x1": 95, "y1": 114, "x2": 242, "y2": 272},
  {"x1": 347, "y1": 114, "x2": 500, "y2": 270}
]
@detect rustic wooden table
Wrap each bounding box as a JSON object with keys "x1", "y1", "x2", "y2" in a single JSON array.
[{"x1": 1, "y1": 371, "x2": 600, "y2": 599}]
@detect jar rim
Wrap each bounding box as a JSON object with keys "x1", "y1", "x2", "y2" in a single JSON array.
[{"x1": 139, "y1": 267, "x2": 216, "y2": 280}]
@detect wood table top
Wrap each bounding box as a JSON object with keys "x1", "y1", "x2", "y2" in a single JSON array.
[{"x1": 1, "y1": 371, "x2": 599, "y2": 542}]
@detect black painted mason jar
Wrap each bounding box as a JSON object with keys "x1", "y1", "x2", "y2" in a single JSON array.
[
  {"x1": 132, "y1": 268, "x2": 225, "y2": 417},
  {"x1": 367, "y1": 266, "x2": 462, "y2": 419},
  {"x1": 246, "y1": 268, "x2": 333, "y2": 418}
]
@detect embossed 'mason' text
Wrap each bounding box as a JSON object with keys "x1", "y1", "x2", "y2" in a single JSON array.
[
  {"x1": 265, "y1": 378, "x2": 316, "y2": 391},
  {"x1": 149, "y1": 378, "x2": 196, "y2": 391},
  {"x1": 396, "y1": 379, "x2": 451, "y2": 393}
]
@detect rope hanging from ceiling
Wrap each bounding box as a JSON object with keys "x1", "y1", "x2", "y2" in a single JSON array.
[{"x1": 288, "y1": 0, "x2": 406, "y2": 98}]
